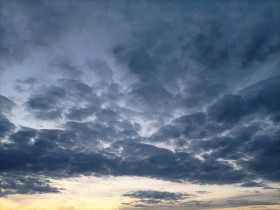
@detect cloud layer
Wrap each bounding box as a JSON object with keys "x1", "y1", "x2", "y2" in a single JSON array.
[{"x1": 0, "y1": 1, "x2": 279, "y2": 206}]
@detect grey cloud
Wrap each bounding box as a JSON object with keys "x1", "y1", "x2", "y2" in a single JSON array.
[
  {"x1": 0, "y1": 129, "x2": 117, "y2": 174},
  {"x1": 66, "y1": 105, "x2": 97, "y2": 121},
  {"x1": 9, "y1": 128, "x2": 36, "y2": 145},
  {"x1": 111, "y1": 1, "x2": 280, "y2": 113},
  {"x1": 26, "y1": 86, "x2": 66, "y2": 120},
  {"x1": 150, "y1": 111, "x2": 225, "y2": 143},
  {"x1": 180, "y1": 199, "x2": 277, "y2": 209},
  {"x1": 123, "y1": 190, "x2": 279, "y2": 209},
  {"x1": 208, "y1": 76, "x2": 280, "y2": 125},
  {"x1": 16, "y1": 77, "x2": 38, "y2": 85},
  {"x1": 64, "y1": 121, "x2": 118, "y2": 144},
  {"x1": 240, "y1": 181, "x2": 267, "y2": 188},
  {"x1": 225, "y1": 199, "x2": 274, "y2": 207},
  {"x1": 1, "y1": 125, "x2": 248, "y2": 185},
  {"x1": 0, "y1": 116, "x2": 15, "y2": 138},
  {"x1": 207, "y1": 94, "x2": 248, "y2": 124},
  {"x1": 110, "y1": 141, "x2": 248, "y2": 184},
  {"x1": 193, "y1": 126, "x2": 280, "y2": 182},
  {"x1": 87, "y1": 59, "x2": 113, "y2": 85},
  {"x1": 27, "y1": 86, "x2": 66, "y2": 110},
  {"x1": 49, "y1": 58, "x2": 83, "y2": 79},
  {"x1": 25, "y1": 79, "x2": 97, "y2": 120},
  {"x1": 123, "y1": 190, "x2": 191, "y2": 207},
  {"x1": 123, "y1": 190, "x2": 190, "y2": 201},
  {"x1": 15, "y1": 77, "x2": 39, "y2": 93},
  {"x1": 109, "y1": 140, "x2": 172, "y2": 160},
  {"x1": 195, "y1": 191, "x2": 210, "y2": 195},
  {"x1": 147, "y1": 76, "x2": 280, "y2": 183},
  {"x1": 240, "y1": 10, "x2": 280, "y2": 68},
  {"x1": 240, "y1": 131, "x2": 280, "y2": 181},
  {"x1": 0, "y1": 174, "x2": 60, "y2": 197},
  {"x1": 173, "y1": 112, "x2": 223, "y2": 139},
  {"x1": 0, "y1": 95, "x2": 16, "y2": 115},
  {"x1": 0, "y1": 0, "x2": 71, "y2": 74},
  {"x1": 95, "y1": 109, "x2": 119, "y2": 123},
  {"x1": 241, "y1": 76, "x2": 280, "y2": 113}
]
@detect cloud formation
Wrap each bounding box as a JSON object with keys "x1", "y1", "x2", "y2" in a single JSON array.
[
  {"x1": 0, "y1": 174, "x2": 60, "y2": 197},
  {"x1": 0, "y1": 2, "x2": 279, "y2": 207},
  {"x1": 123, "y1": 190, "x2": 192, "y2": 207}
]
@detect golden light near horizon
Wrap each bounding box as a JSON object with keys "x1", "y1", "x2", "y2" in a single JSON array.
[{"x1": 1, "y1": 176, "x2": 279, "y2": 210}]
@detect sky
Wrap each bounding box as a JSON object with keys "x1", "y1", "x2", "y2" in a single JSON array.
[{"x1": 0, "y1": 0, "x2": 280, "y2": 210}]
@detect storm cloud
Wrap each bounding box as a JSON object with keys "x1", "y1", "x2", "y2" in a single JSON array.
[{"x1": 0, "y1": 1, "x2": 279, "y2": 207}]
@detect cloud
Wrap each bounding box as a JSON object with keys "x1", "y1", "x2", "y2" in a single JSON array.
[
  {"x1": 5, "y1": 76, "x2": 280, "y2": 186},
  {"x1": 123, "y1": 190, "x2": 192, "y2": 207},
  {"x1": 0, "y1": 0, "x2": 71, "y2": 74},
  {"x1": 111, "y1": 0, "x2": 280, "y2": 113},
  {"x1": 240, "y1": 131, "x2": 280, "y2": 181},
  {"x1": 0, "y1": 174, "x2": 60, "y2": 197},
  {"x1": 26, "y1": 86, "x2": 66, "y2": 120},
  {"x1": 240, "y1": 181, "x2": 267, "y2": 188},
  {"x1": 0, "y1": 116, "x2": 15, "y2": 138},
  {"x1": 25, "y1": 79, "x2": 97, "y2": 120},
  {"x1": 180, "y1": 199, "x2": 277, "y2": 209},
  {"x1": 207, "y1": 94, "x2": 248, "y2": 124},
  {"x1": 208, "y1": 76, "x2": 280, "y2": 125},
  {"x1": 1, "y1": 124, "x2": 249, "y2": 185},
  {"x1": 123, "y1": 190, "x2": 191, "y2": 200},
  {"x1": 0, "y1": 95, "x2": 16, "y2": 115},
  {"x1": 122, "y1": 190, "x2": 279, "y2": 209}
]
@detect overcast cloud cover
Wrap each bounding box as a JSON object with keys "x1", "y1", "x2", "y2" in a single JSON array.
[{"x1": 0, "y1": 0, "x2": 280, "y2": 209}]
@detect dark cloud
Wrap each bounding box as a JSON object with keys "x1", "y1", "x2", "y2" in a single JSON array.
[
  {"x1": 150, "y1": 112, "x2": 225, "y2": 143},
  {"x1": 207, "y1": 76, "x2": 280, "y2": 125},
  {"x1": 0, "y1": 130, "x2": 117, "y2": 174},
  {"x1": 0, "y1": 174, "x2": 60, "y2": 197},
  {"x1": 207, "y1": 94, "x2": 248, "y2": 124},
  {"x1": 64, "y1": 120, "x2": 121, "y2": 144},
  {"x1": 9, "y1": 128, "x2": 36, "y2": 145},
  {"x1": 241, "y1": 76, "x2": 280, "y2": 114},
  {"x1": 123, "y1": 190, "x2": 279, "y2": 208},
  {"x1": 0, "y1": 116, "x2": 15, "y2": 138},
  {"x1": 27, "y1": 86, "x2": 66, "y2": 110},
  {"x1": 123, "y1": 190, "x2": 191, "y2": 207},
  {"x1": 0, "y1": 0, "x2": 72, "y2": 74},
  {"x1": 26, "y1": 86, "x2": 66, "y2": 120},
  {"x1": 123, "y1": 190, "x2": 190, "y2": 201},
  {"x1": 147, "y1": 75, "x2": 280, "y2": 183},
  {"x1": 1, "y1": 124, "x2": 248, "y2": 185},
  {"x1": 108, "y1": 140, "x2": 248, "y2": 184},
  {"x1": 111, "y1": 1, "x2": 280, "y2": 113},
  {"x1": 25, "y1": 79, "x2": 97, "y2": 120},
  {"x1": 240, "y1": 131, "x2": 280, "y2": 181},
  {"x1": 240, "y1": 181, "x2": 267, "y2": 188},
  {"x1": 240, "y1": 9, "x2": 280, "y2": 68}
]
